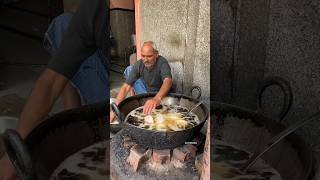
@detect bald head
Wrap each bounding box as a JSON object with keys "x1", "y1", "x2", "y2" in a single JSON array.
[
  {"x1": 142, "y1": 41, "x2": 158, "y2": 53},
  {"x1": 141, "y1": 41, "x2": 159, "y2": 69}
]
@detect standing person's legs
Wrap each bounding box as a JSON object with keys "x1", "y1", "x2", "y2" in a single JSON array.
[
  {"x1": 61, "y1": 83, "x2": 82, "y2": 110},
  {"x1": 43, "y1": 12, "x2": 80, "y2": 110}
]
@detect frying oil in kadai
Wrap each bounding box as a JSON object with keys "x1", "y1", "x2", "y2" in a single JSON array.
[{"x1": 126, "y1": 104, "x2": 200, "y2": 131}]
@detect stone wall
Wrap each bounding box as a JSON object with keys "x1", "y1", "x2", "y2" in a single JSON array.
[
  {"x1": 140, "y1": 0, "x2": 210, "y2": 105},
  {"x1": 211, "y1": 0, "x2": 320, "y2": 174},
  {"x1": 264, "y1": 0, "x2": 320, "y2": 173}
]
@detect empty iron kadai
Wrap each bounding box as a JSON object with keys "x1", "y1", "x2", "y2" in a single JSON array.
[{"x1": 211, "y1": 77, "x2": 313, "y2": 180}]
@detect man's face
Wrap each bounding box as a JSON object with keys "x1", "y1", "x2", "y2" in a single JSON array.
[{"x1": 141, "y1": 45, "x2": 158, "y2": 69}]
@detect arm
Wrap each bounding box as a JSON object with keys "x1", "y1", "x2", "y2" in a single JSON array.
[
  {"x1": 143, "y1": 77, "x2": 172, "y2": 115},
  {"x1": 17, "y1": 69, "x2": 68, "y2": 138},
  {"x1": 110, "y1": 83, "x2": 133, "y2": 123},
  {"x1": 0, "y1": 69, "x2": 68, "y2": 180},
  {"x1": 1, "y1": 0, "x2": 104, "y2": 177},
  {"x1": 115, "y1": 83, "x2": 133, "y2": 105}
]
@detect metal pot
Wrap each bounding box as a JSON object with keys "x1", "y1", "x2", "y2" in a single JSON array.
[
  {"x1": 211, "y1": 101, "x2": 313, "y2": 180},
  {"x1": 110, "y1": 98, "x2": 122, "y2": 134},
  {"x1": 111, "y1": 92, "x2": 209, "y2": 149},
  {"x1": 0, "y1": 116, "x2": 18, "y2": 157},
  {"x1": 211, "y1": 76, "x2": 312, "y2": 180},
  {"x1": 2, "y1": 102, "x2": 108, "y2": 180}
]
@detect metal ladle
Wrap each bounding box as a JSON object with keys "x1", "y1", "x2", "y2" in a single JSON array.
[
  {"x1": 242, "y1": 111, "x2": 320, "y2": 172},
  {"x1": 185, "y1": 101, "x2": 203, "y2": 116}
]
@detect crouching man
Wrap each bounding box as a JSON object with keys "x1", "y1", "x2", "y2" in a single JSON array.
[{"x1": 110, "y1": 41, "x2": 172, "y2": 122}]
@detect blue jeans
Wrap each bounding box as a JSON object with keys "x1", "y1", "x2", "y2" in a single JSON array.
[
  {"x1": 124, "y1": 66, "x2": 147, "y2": 94},
  {"x1": 44, "y1": 13, "x2": 109, "y2": 104}
]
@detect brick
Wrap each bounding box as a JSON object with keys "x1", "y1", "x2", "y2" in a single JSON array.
[
  {"x1": 173, "y1": 145, "x2": 198, "y2": 162},
  {"x1": 152, "y1": 149, "x2": 171, "y2": 164},
  {"x1": 127, "y1": 144, "x2": 147, "y2": 171},
  {"x1": 183, "y1": 144, "x2": 197, "y2": 160},
  {"x1": 172, "y1": 147, "x2": 187, "y2": 162}
]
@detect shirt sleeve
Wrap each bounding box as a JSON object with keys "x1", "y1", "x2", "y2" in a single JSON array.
[
  {"x1": 160, "y1": 61, "x2": 172, "y2": 80},
  {"x1": 125, "y1": 61, "x2": 141, "y2": 86},
  {"x1": 47, "y1": 0, "x2": 106, "y2": 79}
]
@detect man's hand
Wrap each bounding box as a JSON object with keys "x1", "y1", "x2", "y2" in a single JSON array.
[
  {"x1": 0, "y1": 154, "x2": 17, "y2": 180},
  {"x1": 142, "y1": 77, "x2": 172, "y2": 115},
  {"x1": 143, "y1": 98, "x2": 161, "y2": 115}
]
